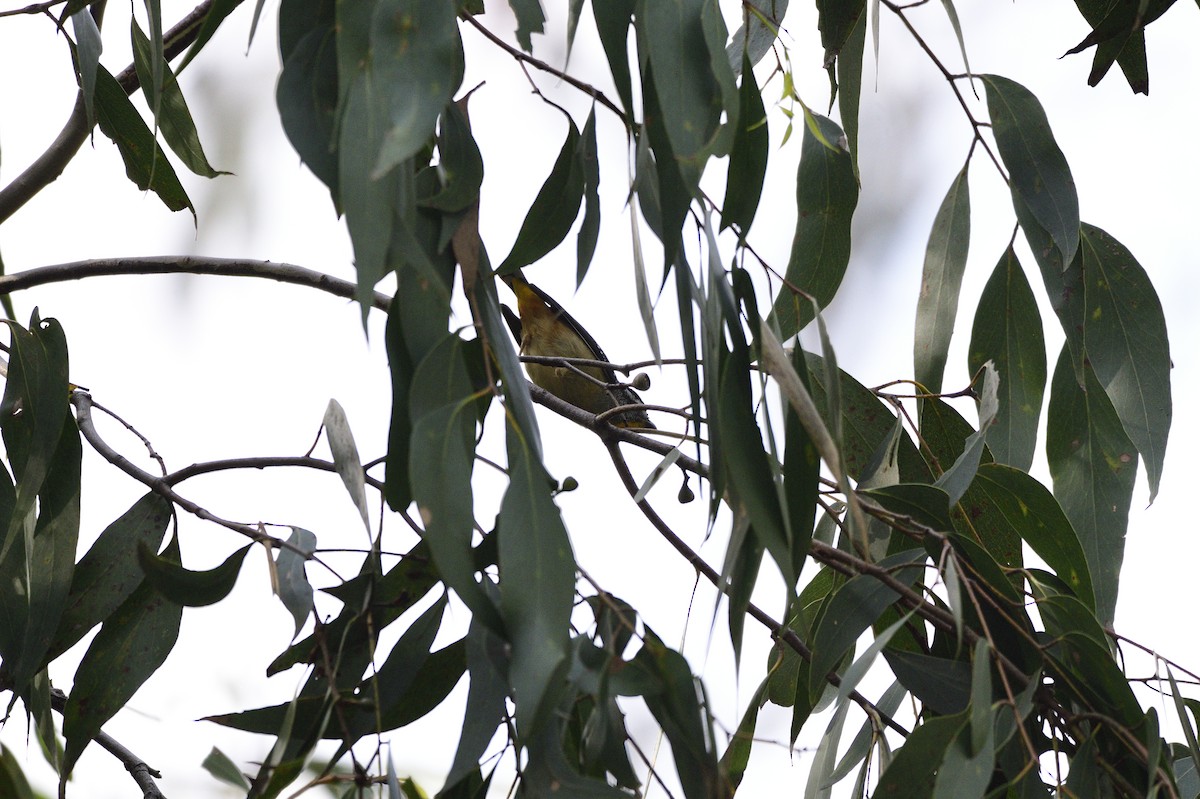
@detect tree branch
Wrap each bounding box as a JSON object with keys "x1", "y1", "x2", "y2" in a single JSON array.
[
  {"x1": 50, "y1": 688, "x2": 166, "y2": 799},
  {"x1": 604, "y1": 441, "x2": 910, "y2": 738},
  {"x1": 0, "y1": 256, "x2": 391, "y2": 312},
  {"x1": 0, "y1": 0, "x2": 230, "y2": 224}
]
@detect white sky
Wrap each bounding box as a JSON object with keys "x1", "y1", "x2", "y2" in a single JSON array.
[{"x1": 0, "y1": 0, "x2": 1197, "y2": 796}]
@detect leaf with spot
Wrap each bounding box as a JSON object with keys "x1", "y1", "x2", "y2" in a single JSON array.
[
  {"x1": 63, "y1": 536, "x2": 183, "y2": 779},
  {"x1": 1078, "y1": 223, "x2": 1171, "y2": 501},
  {"x1": 1046, "y1": 346, "x2": 1136, "y2": 626}
]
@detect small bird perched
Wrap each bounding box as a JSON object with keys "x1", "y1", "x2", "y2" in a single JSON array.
[{"x1": 500, "y1": 273, "x2": 654, "y2": 430}]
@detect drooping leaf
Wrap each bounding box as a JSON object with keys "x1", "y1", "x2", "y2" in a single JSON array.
[
  {"x1": 956, "y1": 463, "x2": 1094, "y2": 610},
  {"x1": 884, "y1": 651, "x2": 970, "y2": 715},
  {"x1": 726, "y1": 0, "x2": 789, "y2": 72},
  {"x1": 322, "y1": 399, "x2": 371, "y2": 533},
  {"x1": 769, "y1": 115, "x2": 858, "y2": 339},
  {"x1": 802, "y1": 351, "x2": 931, "y2": 483},
  {"x1": 442, "y1": 615, "x2": 509, "y2": 792},
  {"x1": 63, "y1": 537, "x2": 183, "y2": 778},
  {"x1": 369, "y1": 0, "x2": 463, "y2": 178},
  {"x1": 1046, "y1": 347, "x2": 1136, "y2": 626},
  {"x1": 632, "y1": 632, "x2": 723, "y2": 799},
  {"x1": 591, "y1": 0, "x2": 636, "y2": 115},
  {"x1": 637, "y1": 0, "x2": 727, "y2": 192},
  {"x1": 983, "y1": 74, "x2": 1078, "y2": 267},
  {"x1": 874, "y1": 713, "x2": 966, "y2": 798},
  {"x1": 835, "y1": 8, "x2": 866, "y2": 169},
  {"x1": 276, "y1": 0, "x2": 339, "y2": 195},
  {"x1": 498, "y1": 415, "x2": 575, "y2": 735},
  {"x1": 71, "y1": 9, "x2": 103, "y2": 125},
  {"x1": 92, "y1": 66, "x2": 194, "y2": 215},
  {"x1": 179, "y1": 0, "x2": 245, "y2": 71},
  {"x1": 934, "y1": 361, "x2": 998, "y2": 504},
  {"x1": 507, "y1": 0, "x2": 546, "y2": 51},
  {"x1": 967, "y1": 247, "x2": 1045, "y2": 471},
  {"x1": 917, "y1": 397, "x2": 992, "y2": 479},
  {"x1": 721, "y1": 51, "x2": 769, "y2": 237},
  {"x1": 1078, "y1": 223, "x2": 1171, "y2": 501},
  {"x1": 201, "y1": 747, "x2": 252, "y2": 790},
  {"x1": 913, "y1": 164, "x2": 971, "y2": 394},
  {"x1": 138, "y1": 541, "x2": 252, "y2": 607},
  {"x1": 131, "y1": 20, "x2": 226, "y2": 178},
  {"x1": 49, "y1": 492, "x2": 172, "y2": 659},
  {"x1": 807, "y1": 549, "x2": 926, "y2": 702},
  {"x1": 497, "y1": 116, "x2": 584, "y2": 275},
  {"x1": 275, "y1": 527, "x2": 316, "y2": 638},
  {"x1": 418, "y1": 101, "x2": 484, "y2": 213},
  {"x1": 408, "y1": 337, "x2": 498, "y2": 630},
  {"x1": 576, "y1": 107, "x2": 601, "y2": 287}
]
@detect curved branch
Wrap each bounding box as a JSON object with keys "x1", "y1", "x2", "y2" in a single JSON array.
[
  {"x1": 71, "y1": 389, "x2": 284, "y2": 545},
  {"x1": 0, "y1": 0, "x2": 225, "y2": 224},
  {"x1": 0, "y1": 256, "x2": 391, "y2": 312},
  {"x1": 165, "y1": 454, "x2": 385, "y2": 492}
]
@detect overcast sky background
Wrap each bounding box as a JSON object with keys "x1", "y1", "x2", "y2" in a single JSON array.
[{"x1": 1, "y1": 0, "x2": 1198, "y2": 796}]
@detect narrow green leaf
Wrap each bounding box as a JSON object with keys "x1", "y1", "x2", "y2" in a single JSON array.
[
  {"x1": 369, "y1": 0, "x2": 463, "y2": 178},
  {"x1": 769, "y1": 115, "x2": 858, "y2": 339},
  {"x1": 576, "y1": 108, "x2": 601, "y2": 287},
  {"x1": 131, "y1": 20, "x2": 226, "y2": 178},
  {"x1": 591, "y1": 0, "x2": 636, "y2": 115},
  {"x1": 0, "y1": 745, "x2": 36, "y2": 799},
  {"x1": 92, "y1": 66, "x2": 194, "y2": 215},
  {"x1": 726, "y1": 0, "x2": 789, "y2": 71},
  {"x1": 63, "y1": 542, "x2": 183, "y2": 777},
  {"x1": 276, "y1": 0, "x2": 339, "y2": 195},
  {"x1": 959, "y1": 463, "x2": 1094, "y2": 610},
  {"x1": 816, "y1": 0, "x2": 866, "y2": 59},
  {"x1": 914, "y1": 164, "x2": 971, "y2": 394},
  {"x1": 71, "y1": 10, "x2": 103, "y2": 125},
  {"x1": 934, "y1": 361, "x2": 998, "y2": 504},
  {"x1": 498, "y1": 416, "x2": 575, "y2": 735},
  {"x1": 874, "y1": 713, "x2": 966, "y2": 798},
  {"x1": 507, "y1": 0, "x2": 545, "y2": 50},
  {"x1": 322, "y1": 399, "x2": 371, "y2": 533},
  {"x1": 721, "y1": 51, "x2": 769, "y2": 236},
  {"x1": 179, "y1": 0, "x2": 242, "y2": 71},
  {"x1": 418, "y1": 102, "x2": 483, "y2": 213},
  {"x1": 835, "y1": 8, "x2": 866, "y2": 171},
  {"x1": 633, "y1": 633, "x2": 722, "y2": 799},
  {"x1": 1046, "y1": 347, "x2": 1136, "y2": 626},
  {"x1": 0, "y1": 413, "x2": 81, "y2": 694},
  {"x1": 967, "y1": 638, "x2": 991, "y2": 755},
  {"x1": 275, "y1": 527, "x2": 316, "y2": 638},
  {"x1": 918, "y1": 397, "x2": 992, "y2": 479},
  {"x1": 1, "y1": 314, "x2": 71, "y2": 565},
  {"x1": 443, "y1": 616, "x2": 509, "y2": 791},
  {"x1": 138, "y1": 541, "x2": 251, "y2": 607},
  {"x1": 967, "y1": 247, "x2": 1045, "y2": 471},
  {"x1": 884, "y1": 651, "x2": 971, "y2": 715},
  {"x1": 497, "y1": 118, "x2": 584, "y2": 275},
  {"x1": 49, "y1": 492, "x2": 171, "y2": 660},
  {"x1": 1017, "y1": 194, "x2": 1085, "y2": 376},
  {"x1": 637, "y1": 0, "x2": 725, "y2": 191},
  {"x1": 807, "y1": 549, "x2": 926, "y2": 702},
  {"x1": 802, "y1": 351, "x2": 931, "y2": 483},
  {"x1": 932, "y1": 719, "x2": 994, "y2": 799},
  {"x1": 862, "y1": 483, "x2": 953, "y2": 533},
  {"x1": 827, "y1": 681, "x2": 907, "y2": 785},
  {"x1": 718, "y1": 676, "x2": 768, "y2": 790},
  {"x1": 937, "y1": 0, "x2": 973, "y2": 81},
  {"x1": 1079, "y1": 223, "x2": 1171, "y2": 501},
  {"x1": 983, "y1": 74, "x2": 1079, "y2": 266},
  {"x1": 202, "y1": 747, "x2": 251, "y2": 790}
]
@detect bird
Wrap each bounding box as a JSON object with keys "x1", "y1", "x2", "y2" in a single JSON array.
[{"x1": 500, "y1": 273, "x2": 654, "y2": 430}]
